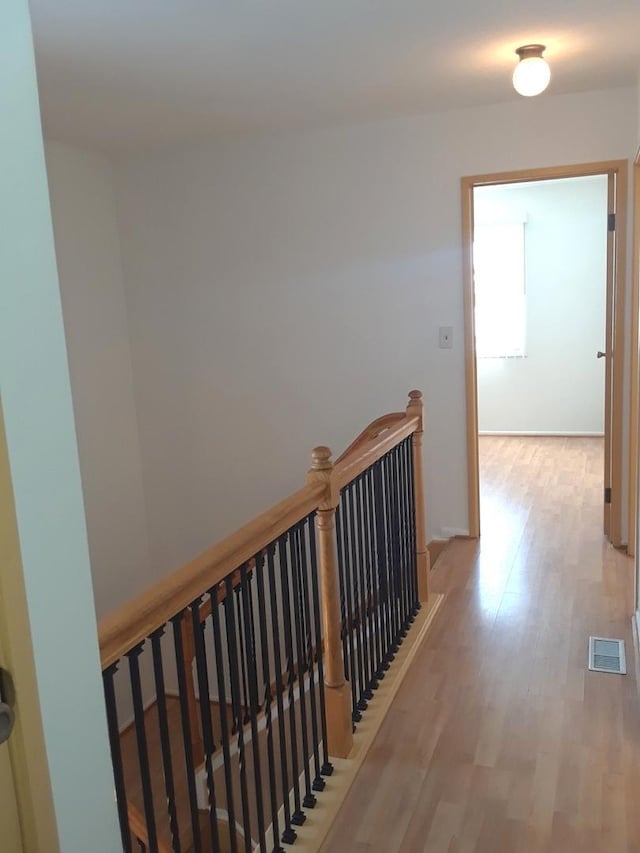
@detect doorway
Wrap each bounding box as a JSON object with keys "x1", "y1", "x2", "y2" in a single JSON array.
[{"x1": 461, "y1": 161, "x2": 628, "y2": 545}]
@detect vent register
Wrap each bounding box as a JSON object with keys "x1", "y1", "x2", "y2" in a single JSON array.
[{"x1": 588, "y1": 636, "x2": 626, "y2": 675}]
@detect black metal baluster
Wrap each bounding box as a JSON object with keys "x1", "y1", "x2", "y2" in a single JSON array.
[
  {"x1": 127, "y1": 644, "x2": 158, "y2": 853},
  {"x1": 224, "y1": 577, "x2": 254, "y2": 852},
  {"x1": 267, "y1": 544, "x2": 297, "y2": 845},
  {"x1": 246, "y1": 569, "x2": 261, "y2": 718},
  {"x1": 344, "y1": 481, "x2": 367, "y2": 711},
  {"x1": 401, "y1": 441, "x2": 411, "y2": 620},
  {"x1": 334, "y1": 504, "x2": 356, "y2": 719},
  {"x1": 289, "y1": 524, "x2": 316, "y2": 810},
  {"x1": 254, "y1": 552, "x2": 285, "y2": 853},
  {"x1": 393, "y1": 444, "x2": 409, "y2": 636},
  {"x1": 170, "y1": 613, "x2": 203, "y2": 853},
  {"x1": 354, "y1": 476, "x2": 373, "y2": 700},
  {"x1": 383, "y1": 454, "x2": 396, "y2": 662},
  {"x1": 392, "y1": 446, "x2": 404, "y2": 632},
  {"x1": 384, "y1": 451, "x2": 400, "y2": 652},
  {"x1": 239, "y1": 565, "x2": 268, "y2": 851},
  {"x1": 367, "y1": 466, "x2": 384, "y2": 680},
  {"x1": 190, "y1": 599, "x2": 221, "y2": 853},
  {"x1": 235, "y1": 585, "x2": 251, "y2": 726},
  {"x1": 402, "y1": 436, "x2": 415, "y2": 612},
  {"x1": 401, "y1": 438, "x2": 416, "y2": 621},
  {"x1": 298, "y1": 516, "x2": 325, "y2": 791},
  {"x1": 346, "y1": 484, "x2": 367, "y2": 712},
  {"x1": 278, "y1": 536, "x2": 306, "y2": 826},
  {"x1": 397, "y1": 447, "x2": 406, "y2": 629},
  {"x1": 373, "y1": 459, "x2": 392, "y2": 670},
  {"x1": 393, "y1": 447, "x2": 405, "y2": 640},
  {"x1": 339, "y1": 495, "x2": 361, "y2": 721},
  {"x1": 150, "y1": 628, "x2": 181, "y2": 853},
  {"x1": 406, "y1": 436, "x2": 420, "y2": 612},
  {"x1": 210, "y1": 587, "x2": 239, "y2": 853},
  {"x1": 361, "y1": 470, "x2": 379, "y2": 692},
  {"x1": 406, "y1": 440, "x2": 416, "y2": 613},
  {"x1": 103, "y1": 663, "x2": 133, "y2": 853},
  {"x1": 307, "y1": 514, "x2": 333, "y2": 777}
]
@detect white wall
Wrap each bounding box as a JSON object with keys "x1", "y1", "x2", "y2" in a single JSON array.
[
  {"x1": 0, "y1": 1, "x2": 120, "y2": 848},
  {"x1": 45, "y1": 141, "x2": 152, "y2": 617},
  {"x1": 476, "y1": 176, "x2": 608, "y2": 434},
  {"x1": 112, "y1": 86, "x2": 637, "y2": 554}
]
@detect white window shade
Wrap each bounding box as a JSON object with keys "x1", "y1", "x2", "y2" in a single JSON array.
[{"x1": 473, "y1": 222, "x2": 526, "y2": 359}]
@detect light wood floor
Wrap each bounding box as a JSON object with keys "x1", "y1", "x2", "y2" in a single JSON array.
[{"x1": 322, "y1": 436, "x2": 640, "y2": 852}]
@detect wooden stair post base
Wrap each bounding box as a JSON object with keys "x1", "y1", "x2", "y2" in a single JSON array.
[{"x1": 325, "y1": 683, "x2": 353, "y2": 759}]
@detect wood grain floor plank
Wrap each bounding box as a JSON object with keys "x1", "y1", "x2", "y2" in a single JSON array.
[{"x1": 322, "y1": 436, "x2": 638, "y2": 852}]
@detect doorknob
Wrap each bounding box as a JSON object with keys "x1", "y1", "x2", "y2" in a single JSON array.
[
  {"x1": 597, "y1": 351, "x2": 607, "y2": 359},
  {"x1": 0, "y1": 702, "x2": 14, "y2": 745},
  {"x1": 0, "y1": 668, "x2": 15, "y2": 745}
]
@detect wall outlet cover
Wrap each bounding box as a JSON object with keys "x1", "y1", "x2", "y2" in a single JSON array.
[{"x1": 439, "y1": 326, "x2": 453, "y2": 349}]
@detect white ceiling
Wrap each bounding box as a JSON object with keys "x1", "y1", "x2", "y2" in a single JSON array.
[{"x1": 30, "y1": 0, "x2": 640, "y2": 152}]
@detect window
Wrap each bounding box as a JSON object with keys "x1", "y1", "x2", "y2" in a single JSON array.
[{"x1": 473, "y1": 222, "x2": 526, "y2": 358}]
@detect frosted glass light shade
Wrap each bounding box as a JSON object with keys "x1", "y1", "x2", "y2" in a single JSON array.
[{"x1": 513, "y1": 55, "x2": 551, "y2": 97}]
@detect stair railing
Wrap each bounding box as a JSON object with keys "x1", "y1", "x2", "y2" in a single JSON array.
[{"x1": 98, "y1": 390, "x2": 429, "y2": 852}]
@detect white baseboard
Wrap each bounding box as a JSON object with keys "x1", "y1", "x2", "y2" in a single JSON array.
[
  {"x1": 440, "y1": 527, "x2": 470, "y2": 539},
  {"x1": 479, "y1": 431, "x2": 604, "y2": 437}
]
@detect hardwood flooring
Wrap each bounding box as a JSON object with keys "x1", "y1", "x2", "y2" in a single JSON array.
[{"x1": 322, "y1": 436, "x2": 639, "y2": 852}]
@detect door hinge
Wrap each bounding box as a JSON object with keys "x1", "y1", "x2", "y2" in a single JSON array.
[
  {"x1": 608, "y1": 213, "x2": 616, "y2": 232},
  {"x1": 604, "y1": 487, "x2": 612, "y2": 504}
]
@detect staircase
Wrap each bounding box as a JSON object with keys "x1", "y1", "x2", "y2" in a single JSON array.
[{"x1": 99, "y1": 390, "x2": 431, "y2": 852}]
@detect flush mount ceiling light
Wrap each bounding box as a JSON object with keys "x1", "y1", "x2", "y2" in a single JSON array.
[{"x1": 512, "y1": 44, "x2": 551, "y2": 97}]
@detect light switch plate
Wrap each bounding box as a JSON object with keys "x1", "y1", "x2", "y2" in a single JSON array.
[{"x1": 439, "y1": 326, "x2": 453, "y2": 349}]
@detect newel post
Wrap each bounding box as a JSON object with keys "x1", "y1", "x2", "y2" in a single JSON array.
[
  {"x1": 307, "y1": 446, "x2": 353, "y2": 759},
  {"x1": 406, "y1": 390, "x2": 430, "y2": 602}
]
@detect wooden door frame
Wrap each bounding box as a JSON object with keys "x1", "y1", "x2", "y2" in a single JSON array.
[
  {"x1": 0, "y1": 403, "x2": 59, "y2": 850},
  {"x1": 628, "y1": 148, "x2": 640, "y2": 563},
  {"x1": 462, "y1": 160, "x2": 628, "y2": 544}
]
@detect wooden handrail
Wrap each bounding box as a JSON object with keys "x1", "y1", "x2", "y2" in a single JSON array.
[
  {"x1": 333, "y1": 413, "x2": 419, "y2": 491},
  {"x1": 334, "y1": 411, "x2": 406, "y2": 465},
  {"x1": 99, "y1": 482, "x2": 324, "y2": 669},
  {"x1": 100, "y1": 397, "x2": 422, "y2": 670}
]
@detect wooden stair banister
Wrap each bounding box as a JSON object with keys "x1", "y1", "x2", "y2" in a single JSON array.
[
  {"x1": 99, "y1": 484, "x2": 324, "y2": 669},
  {"x1": 334, "y1": 411, "x2": 407, "y2": 464},
  {"x1": 99, "y1": 390, "x2": 430, "y2": 851},
  {"x1": 333, "y1": 412, "x2": 420, "y2": 491}
]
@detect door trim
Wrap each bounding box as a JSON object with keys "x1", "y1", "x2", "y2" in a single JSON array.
[
  {"x1": 0, "y1": 404, "x2": 59, "y2": 851},
  {"x1": 461, "y1": 159, "x2": 628, "y2": 544},
  {"x1": 628, "y1": 147, "x2": 640, "y2": 560}
]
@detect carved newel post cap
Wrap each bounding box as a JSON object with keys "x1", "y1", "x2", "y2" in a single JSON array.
[
  {"x1": 311, "y1": 446, "x2": 333, "y2": 471},
  {"x1": 408, "y1": 389, "x2": 423, "y2": 402}
]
